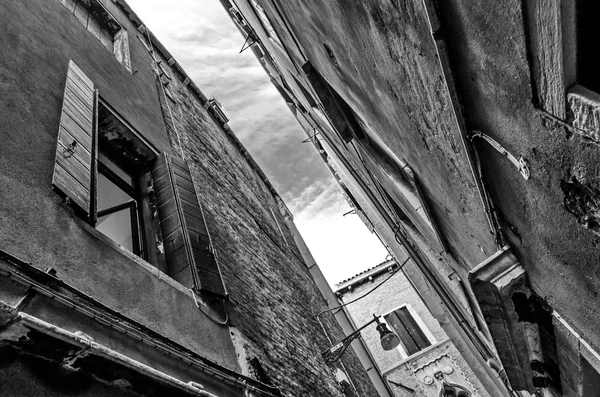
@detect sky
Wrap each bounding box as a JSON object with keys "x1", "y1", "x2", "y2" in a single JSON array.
[{"x1": 126, "y1": 0, "x2": 389, "y2": 285}]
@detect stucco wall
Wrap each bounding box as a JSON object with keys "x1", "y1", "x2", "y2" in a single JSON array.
[{"x1": 436, "y1": 0, "x2": 600, "y2": 355}]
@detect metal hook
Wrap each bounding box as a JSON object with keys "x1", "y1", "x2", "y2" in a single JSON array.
[
  {"x1": 470, "y1": 130, "x2": 530, "y2": 180},
  {"x1": 63, "y1": 140, "x2": 77, "y2": 158}
]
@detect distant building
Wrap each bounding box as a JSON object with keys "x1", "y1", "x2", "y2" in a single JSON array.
[
  {"x1": 335, "y1": 259, "x2": 491, "y2": 397},
  {"x1": 222, "y1": 0, "x2": 600, "y2": 396},
  {"x1": 0, "y1": 0, "x2": 378, "y2": 396}
]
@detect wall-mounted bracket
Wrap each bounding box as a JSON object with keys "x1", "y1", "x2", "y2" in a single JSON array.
[{"x1": 470, "y1": 130, "x2": 530, "y2": 180}]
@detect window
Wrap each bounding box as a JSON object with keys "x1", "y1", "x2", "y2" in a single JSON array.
[
  {"x1": 51, "y1": 61, "x2": 227, "y2": 297},
  {"x1": 384, "y1": 305, "x2": 433, "y2": 357},
  {"x1": 57, "y1": 0, "x2": 131, "y2": 72},
  {"x1": 249, "y1": 0, "x2": 283, "y2": 48},
  {"x1": 442, "y1": 384, "x2": 472, "y2": 397},
  {"x1": 95, "y1": 152, "x2": 143, "y2": 256}
]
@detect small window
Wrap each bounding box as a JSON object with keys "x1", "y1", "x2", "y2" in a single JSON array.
[
  {"x1": 577, "y1": 0, "x2": 600, "y2": 92},
  {"x1": 384, "y1": 306, "x2": 433, "y2": 357},
  {"x1": 58, "y1": 0, "x2": 131, "y2": 72},
  {"x1": 249, "y1": 0, "x2": 283, "y2": 48}
]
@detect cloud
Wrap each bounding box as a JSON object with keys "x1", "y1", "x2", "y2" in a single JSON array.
[{"x1": 126, "y1": 0, "x2": 387, "y2": 284}]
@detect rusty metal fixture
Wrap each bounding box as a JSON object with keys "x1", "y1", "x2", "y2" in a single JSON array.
[{"x1": 470, "y1": 130, "x2": 531, "y2": 180}]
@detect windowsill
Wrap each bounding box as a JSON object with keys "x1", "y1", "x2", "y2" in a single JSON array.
[
  {"x1": 566, "y1": 84, "x2": 600, "y2": 143},
  {"x1": 75, "y1": 217, "x2": 194, "y2": 299}
]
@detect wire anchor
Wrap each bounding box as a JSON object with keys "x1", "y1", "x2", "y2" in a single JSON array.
[{"x1": 470, "y1": 130, "x2": 530, "y2": 180}]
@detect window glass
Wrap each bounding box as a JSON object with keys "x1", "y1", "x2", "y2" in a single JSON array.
[
  {"x1": 97, "y1": 173, "x2": 131, "y2": 211},
  {"x1": 98, "y1": 153, "x2": 134, "y2": 187},
  {"x1": 96, "y1": 207, "x2": 134, "y2": 252}
]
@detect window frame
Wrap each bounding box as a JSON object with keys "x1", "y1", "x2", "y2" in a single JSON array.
[
  {"x1": 95, "y1": 157, "x2": 145, "y2": 257},
  {"x1": 382, "y1": 304, "x2": 436, "y2": 360},
  {"x1": 53, "y1": 60, "x2": 227, "y2": 297},
  {"x1": 249, "y1": 0, "x2": 284, "y2": 49}
]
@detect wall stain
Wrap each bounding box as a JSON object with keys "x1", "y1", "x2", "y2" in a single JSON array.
[{"x1": 560, "y1": 177, "x2": 600, "y2": 236}]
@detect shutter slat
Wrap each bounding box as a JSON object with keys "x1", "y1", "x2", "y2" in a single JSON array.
[
  {"x1": 68, "y1": 59, "x2": 93, "y2": 88},
  {"x1": 59, "y1": 116, "x2": 92, "y2": 149},
  {"x1": 166, "y1": 245, "x2": 191, "y2": 275},
  {"x1": 397, "y1": 307, "x2": 431, "y2": 350},
  {"x1": 64, "y1": 87, "x2": 94, "y2": 117},
  {"x1": 57, "y1": 128, "x2": 92, "y2": 168},
  {"x1": 386, "y1": 311, "x2": 420, "y2": 356},
  {"x1": 56, "y1": 147, "x2": 92, "y2": 188},
  {"x1": 52, "y1": 61, "x2": 95, "y2": 216},
  {"x1": 62, "y1": 105, "x2": 93, "y2": 136},
  {"x1": 160, "y1": 211, "x2": 182, "y2": 238},
  {"x1": 67, "y1": 75, "x2": 94, "y2": 102},
  {"x1": 157, "y1": 197, "x2": 178, "y2": 223},
  {"x1": 151, "y1": 152, "x2": 227, "y2": 296},
  {"x1": 163, "y1": 228, "x2": 186, "y2": 256}
]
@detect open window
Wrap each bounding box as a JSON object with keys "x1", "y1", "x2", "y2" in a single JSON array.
[
  {"x1": 249, "y1": 0, "x2": 283, "y2": 48},
  {"x1": 51, "y1": 60, "x2": 227, "y2": 297},
  {"x1": 383, "y1": 305, "x2": 435, "y2": 358},
  {"x1": 57, "y1": 0, "x2": 131, "y2": 72}
]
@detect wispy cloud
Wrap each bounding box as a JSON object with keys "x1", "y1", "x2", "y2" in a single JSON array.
[{"x1": 127, "y1": 0, "x2": 387, "y2": 284}]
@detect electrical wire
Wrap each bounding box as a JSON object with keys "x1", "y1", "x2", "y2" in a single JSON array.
[{"x1": 317, "y1": 256, "x2": 411, "y2": 319}]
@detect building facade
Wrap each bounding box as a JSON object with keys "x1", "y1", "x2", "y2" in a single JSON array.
[
  {"x1": 222, "y1": 0, "x2": 600, "y2": 396},
  {"x1": 0, "y1": 0, "x2": 379, "y2": 396},
  {"x1": 335, "y1": 259, "x2": 491, "y2": 397}
]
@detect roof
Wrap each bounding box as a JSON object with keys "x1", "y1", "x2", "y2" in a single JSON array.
[{"x1": 334, "y1": 258, "x2": 400, "y2": 294}]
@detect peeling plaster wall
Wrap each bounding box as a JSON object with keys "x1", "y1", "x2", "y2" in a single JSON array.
[{"x1": 436, "y1": 0, "x2": 600, "y2": 354}]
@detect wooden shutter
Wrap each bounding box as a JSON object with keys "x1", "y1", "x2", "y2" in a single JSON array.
[
  {"x1": 151, "y1": 152, "x2": 227, "y2": 297},
  {"x1": 396, "y1": 307, "x2": 431, "y2": 350},
  {"x1": 385, "y1": 308, "x2": 431, "y2": 355},
  {"x1": 52, "y1": 60, "x2": 97, "y2": 219}
]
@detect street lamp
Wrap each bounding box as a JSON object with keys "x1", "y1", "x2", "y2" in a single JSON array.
[{"x1": 321, "y1": 314, "x2": 401, "y2": 365}]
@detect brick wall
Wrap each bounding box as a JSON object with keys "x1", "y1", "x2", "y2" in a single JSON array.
[{"x1": 149, "y1": 48, "x2": 377, "y2": 397}]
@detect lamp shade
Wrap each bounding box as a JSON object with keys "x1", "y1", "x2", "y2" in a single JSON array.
[{"x1": 376, "y1": 321, "x2": 401, "y2": 351}]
